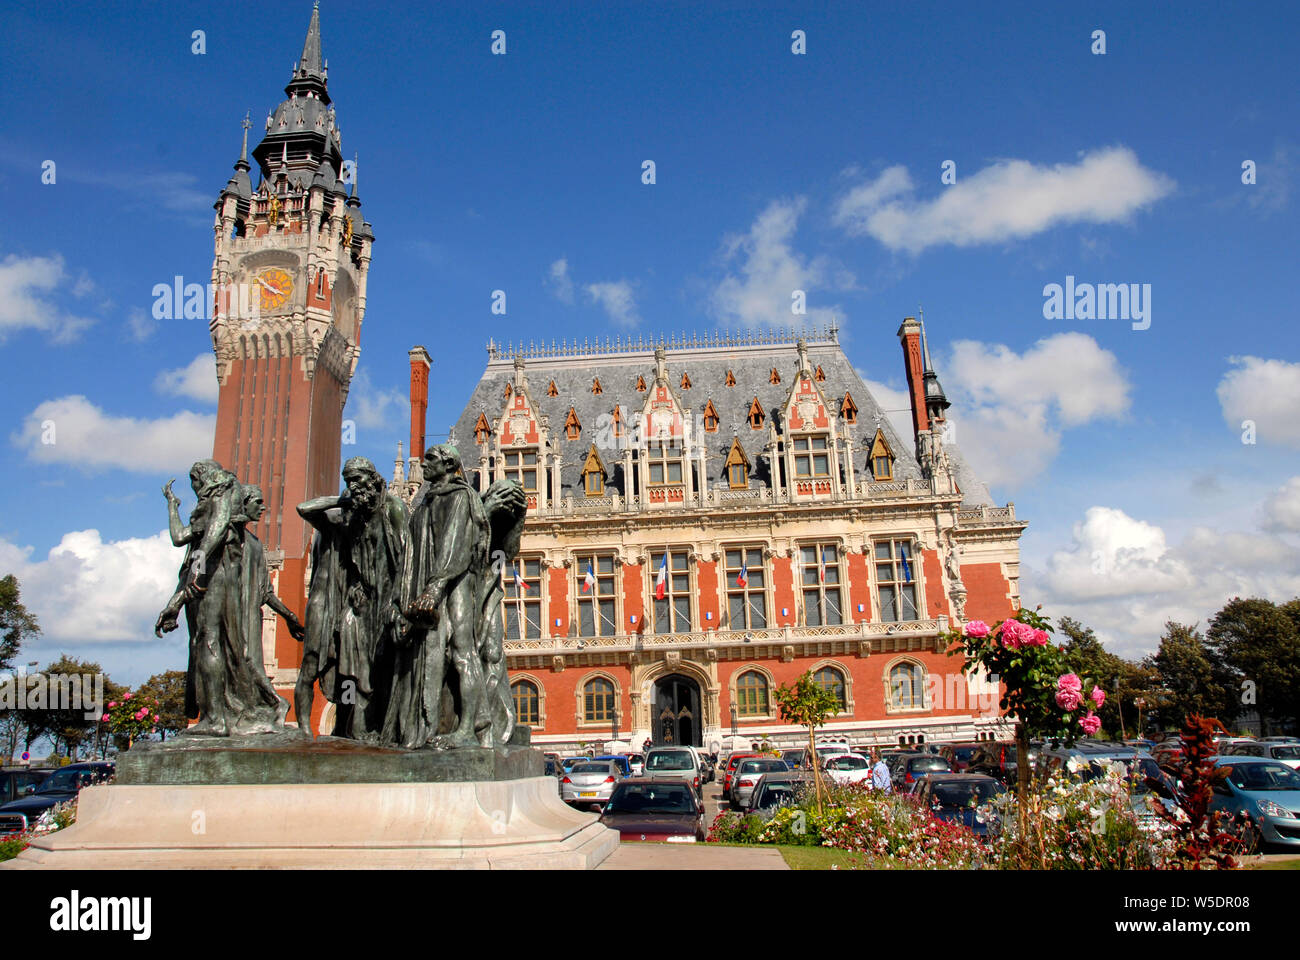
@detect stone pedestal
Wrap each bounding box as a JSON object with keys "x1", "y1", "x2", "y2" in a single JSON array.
[{"x1": 4, "y1": 733, "x2": 619, "y2": 870}]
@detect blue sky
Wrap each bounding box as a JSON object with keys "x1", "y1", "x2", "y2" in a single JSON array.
[{"x1": 0, "y1": 0, "x2": 1297, "y2": 683}]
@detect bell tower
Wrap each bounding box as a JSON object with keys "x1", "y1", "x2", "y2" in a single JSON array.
[{"x1": 208, "y1": 3, "x2": 374, "y2": 697}]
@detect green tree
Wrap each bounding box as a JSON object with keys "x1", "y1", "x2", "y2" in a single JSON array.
[
  {"x1": 138, "y1": 671, "x2": 187, "y2": 740},
  {"x1": 22, "y1": 655, "x2": 108, "y2": 761},
  {"x1": 1058, "y1": 617, "x2": 1156, "y2": 738},
  {"x1": 773, "y1": 671, "x2": 841, "y2": 815},
  {"x1": 0, "y1": 574, "x2": 40, "y2": 672},
  {"x1": 1207, "y1": 597, "x2": 1300, "y2": 735},
  {"x1": 1146, "y1": 621, "x2": 1239, "y2": 731}
]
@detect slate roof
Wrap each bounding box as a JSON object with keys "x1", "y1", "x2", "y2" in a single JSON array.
[{"x1": 448, "y1": 331, "x2": 995, "y2": 507}]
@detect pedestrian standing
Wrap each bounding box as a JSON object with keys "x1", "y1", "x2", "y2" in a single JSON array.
[{"x1": 871, "y1": 749, "x2": 892, "y2": 793}]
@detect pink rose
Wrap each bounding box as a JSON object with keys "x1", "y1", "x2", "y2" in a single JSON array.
[
  {"x1": 1056, "y1": 687, "x2": 1083, "y2": 711},
  {"x1": 963, "y1": 620, "x2": 990, "y2": 638},
  {"x1": 1030, "y1": 629, "x2": 1051, "y2": 646},
  {"x1": 123, "y1": 692, "x2": 132, "y2": 700},
  {"x1": 1057, "y1": 673, "x2": 1082, "y2": 694},
  {"x1": 100, "y1": 714, "x2": 109, "y2": 722},
  {"x1": 1000, "y1": 620, "x2": 1035, "y2": 648},
  {"x1": 107, "y1": 701, "x2": 117, "y2": 709},
  {"x1": 1080, "y1": 712, "x2": 1102, "y2": 735},
  {"x1": 1090, "y1": 686, "x2": 1106, "y2": 708}
]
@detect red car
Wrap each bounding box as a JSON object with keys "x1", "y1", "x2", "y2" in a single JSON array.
[{"x1": 599, "y1": 779, "x2": 706, "y2": 843}]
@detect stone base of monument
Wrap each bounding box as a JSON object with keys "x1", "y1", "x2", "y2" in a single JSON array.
[{"x1": 4, "y1": 732, "x2": 619, "y2": 870}]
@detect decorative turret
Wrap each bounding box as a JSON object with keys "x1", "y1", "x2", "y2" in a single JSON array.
[{"x1": 919, "y1": 315, "x2": 951, "y2": 426}]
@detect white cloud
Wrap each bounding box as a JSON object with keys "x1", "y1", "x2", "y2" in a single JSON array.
[
  {"x1": 0, "y1": 254, "x2": 95, "y2": 342},
  {"x1": 711, "y1": 197, "x2": 845, "y2": 329},
  {"x1": 1028, "y1": 505, "x2": 1300, "y2": 658},
  {"x1": 155, "y1": 354, "x2": 218, "y2": 404},
  {"x1": 345, "y1": 367, "x2": 405, "y2": 432},
  {"x1": 12, "y1": 396, "x2": 215, "y2": 473},
  {"x1": 547, "y1": 257, "x2": 575, "y2": 304},
  {"x1": 0, "y1": 530, "x2": 181, "y2": 645},
  {"x1": 1263, "y1": 476, "x2": 1300, "y2": 531},
  {"x1": 833, "y1": 147, "x2": 1174, "y2": 254},
  {"x1": 1217, "y1": 356, "x2": 1300, "y2": 448},
  {"x1": 126, "y1": 307, "x2": 157, "y2": 342},
  {"x1": 585, "y1": 280, "x2": 640, "y2": 327},
  {"x1": 943, "y1": 333, "x2": 1130, "y2": 488}
]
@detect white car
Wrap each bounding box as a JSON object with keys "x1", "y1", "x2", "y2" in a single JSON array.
[
  {"x1": 822, "y1": 752, "x2": 873, "y2": 786},
  {"x1": 1224, "y1": 741, "x2": 1300, "y2": 770}
]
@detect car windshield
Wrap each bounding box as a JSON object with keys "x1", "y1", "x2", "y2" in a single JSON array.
[
  {"x1": 827, "y1": 756, "x2": 868, "y2": 770},
  {"x1": 1227, "y1": 762, "x2": 1300, "y2": 791},
  {"x1": 606, "y1": 784, "x2": 695, "y2": 815},
  {"x1": 911, "y1": 757, "x2": 950, "y2": 772},
  {"x1": 739, "y1": 760, "x2": 787, "y2": 775},
  {"x1": 38, "y1": 769, "x2": 87, "y2": 792},
  {"x1": 1270, "y1": 747, "x2": 1300, "y2": 760},
  {"x1": 646, "y1": 752, "x2": 693, "y2": 771},
  {"x1": 953, "y1": 747, "x2": 978, "y2": 761},
  {"x1": 570, "y1": 763, "x2": 613, "y2": 775},
  {"x1": 931, "y1": 780, "x2": 1003, "y2": 807}
]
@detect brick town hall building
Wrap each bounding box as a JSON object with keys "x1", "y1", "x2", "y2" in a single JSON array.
[{"x1": 208, "y1": 9, "x2": 1025, "y2": 749}]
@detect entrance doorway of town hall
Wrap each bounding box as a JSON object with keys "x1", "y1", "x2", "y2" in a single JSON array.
[{"x1": 652, "y1": 674, "x2": 702, "y2": 747}]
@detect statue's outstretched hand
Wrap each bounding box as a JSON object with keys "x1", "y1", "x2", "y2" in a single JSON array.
[
  {"x1": 163, "y1": 479, "x2": 179, "y2": 504},
  {"x1": 287, "y1": 616, "x2": 306, "y2": 641}
]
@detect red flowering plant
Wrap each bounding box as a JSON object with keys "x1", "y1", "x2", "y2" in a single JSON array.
[
  {"x1": 100, "y1": 690, "x2": 160, "y2": 750},
  {"x1": 945, "y1": 607, "x2": 1106, "y2": 804}
]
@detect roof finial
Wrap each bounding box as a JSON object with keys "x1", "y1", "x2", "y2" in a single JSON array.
[
  {"x1": 237, "y1": 110, "x2": 252, "y2": 170},
  {"x1": 298, "y1": 2, "x2": 324, "y2": 79}
]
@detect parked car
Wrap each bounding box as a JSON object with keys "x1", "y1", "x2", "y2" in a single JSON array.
[
  {"x1": 625, "y1": 753, "x2": 645, "y2": 776},
  {"x1": 1209, "y1": 757, "x2": 1300, "y2": 852},
  {"x1": 598, "y1": 779, "x2": 706, "y2": 842},
  {"x1": 0, "y1": 761, "x2": 115, "y2": 835},
  {"x1": 543, "y1": 758, "x2": 562, "y2": 779},
  {"x1": 823, "y1": 752, "x2": 873, "y2": 786},
  {"x1": 779, "y1": 748, "x2": 809, "y2": 770},
  {"x1": 721, "y1": 752, "x2": 762, "y2": 798},
  {"x1": 732, "y1": 758, "x2": 793, "y2": 810},
  {"x1": 560, "y1": 760, "x2": 623, "y2": 809},
  {"x1": 1259, "y1": 736, "x2": 1300, "y2": 744},
  {"x1": 0, "y1": 766, "x2": 55, "y2": 806},
  {"x1": 748, "y1": 772, "x2": 816, "y2": 819},
  {"x1": 1223, "y1": 741, "x2": 1300, "y2": 770},
  {"x1": 968, "y1": 742, "x2": 1038, "y2": 784},
  {"x1": 939, "y1": 743, "x2": 982, "y2": 773},
  {"x1": 893, "y1": 753, "x2": 952, "y2": 790},
  {"x1": 642, "y1": 747, "x2": 703, "y2": 797},
  {"x1": 591, "y1": 755, "x2": 633, "y2": 778},
  {"x1": 561, "y1": 756, "x2": 589, "y2": 773},
  {"x1": 1124, "y1": 739, "x2": 1157, "y2": 753},
  {"x1": 911, "y1": 773, "x2": 1006, "y2": 837}
]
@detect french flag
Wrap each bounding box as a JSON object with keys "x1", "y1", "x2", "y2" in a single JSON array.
[
  {"x1": 583, "y1": 561, "x2": 596, "y2": 593},
  {"x1": 819, "y1": 548, "x2": 828, "y2": 583},
  {"x1": 655, "y1": 554, "x2": 668, "y2": 600},
  {"x1": 512, "y1": 566, "x2": 528, "y2": 591},
  {"x1": 900, "y1": 543, "x2": 912, "y2": 583},
  {"x1": 736, "y1": 562, "x2": 748, "y2": 588}
]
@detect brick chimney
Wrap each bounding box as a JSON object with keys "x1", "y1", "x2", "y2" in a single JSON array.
[
  {"x1": 897, "y1": 317, "x2": 928, "y2": 444},
  {"x1": 408, "y1": 346, "x2": 431, "y2": 458}
]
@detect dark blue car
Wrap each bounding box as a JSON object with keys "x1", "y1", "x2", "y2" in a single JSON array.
[
  {"x1": 0, "y1": 761, "x2": 115, "y2": 835},
  {"x1": 911, "y1": 773, "x2": 1006, "y2": 837}
]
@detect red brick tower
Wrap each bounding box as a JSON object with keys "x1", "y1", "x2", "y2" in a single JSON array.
[{"x1": 208, "y1": 5, "x2": 373, "y2": 705}]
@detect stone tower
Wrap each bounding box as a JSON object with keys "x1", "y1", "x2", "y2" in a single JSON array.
[{"x1": 208, "y1": 4, "x2": 373, "y2": 697}]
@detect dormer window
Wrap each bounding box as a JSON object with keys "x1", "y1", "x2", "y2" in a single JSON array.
[
  {"x1": 503, "y1": 382, "x2": 513, "y2": 401},
  {"x1": 792, "y1": 435, "x2": 830, "y2": 478},
  {"x1": 474, "y1": 413, "x2": 490, "y2": 445},
  {"x1": 769, "y1": 368, "x2": 781, "y2": 385},
  {"x1": 747, "y1": 396, "x2": 765, "y2": 430},
  {"x1": 724, "y1": 370, "x2": 736, "y2": 387},
  {"x1": 565, "y1": 406, "x2": 581, "y2": 441},
  {"x1": 581, "y1": 444, "x2": 607, "y2": 497},
  {"x1": 869, "y1": 428, "x2": 894, "y2": 481},
  {"x1": 502, "y1": 449, "x2": 538, "y2": 492},
  {"x1": 814, "y1": 365, "x2": 826, "y2": 382},
  {"x1": 636, "y1": 374, "x2": 647, "y2": 392},
  {"x1": 592, "y1": 377, "x2": 603, "y2": 395},
  {"x1": 702, "y1": 399, "x2": 719, "y2": 433},
  {"x1": 546, "y1": 380, "x2": 559, "y2": 398},
  {"x1": 680, "y1": 372, "x2": 692, "y2": 390},
  {"x1": 612, "y1": 405, "x2": 623, "y2": 439},
  {"x1": 646, "y1": 441, "x2": 683, "y2": 486},
  {"x1": 725, "y1": 436, "x2": 750, "y2": 489},
  {"x1": 840, "y1": 392, "x2": 858, "y2": 425}
]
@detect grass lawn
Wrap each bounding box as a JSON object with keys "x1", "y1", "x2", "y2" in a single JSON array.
[
  {"x1": 777, "y1": 845, "x2": 864, "y2": 870},
  {"x1": 1249, "y1": 856, "x2": 1300, "y2": 870}
]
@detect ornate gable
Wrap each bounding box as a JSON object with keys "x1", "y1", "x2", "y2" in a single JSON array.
[
  {"x1": 783, "y1": 370, "x2": 833, "y2": 434},
  {"x1": 498, "y1": 385, "x2": 541, "y2": 447},
  {"x1": 640, "y1": 381, "x2": 685, "y2": 443}
]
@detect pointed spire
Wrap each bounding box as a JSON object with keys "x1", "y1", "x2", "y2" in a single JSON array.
[
  {"x1": 236, "y1": 111, "x2": 252, "y2": 171},
  {"x1": 298, "y1": 2, "x2": 324, "y2": 80}
]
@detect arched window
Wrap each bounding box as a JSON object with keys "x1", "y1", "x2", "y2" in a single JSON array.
[
  {"x1": 889, "y1": 661, "x2": 927, "y2": 710},
  {"x1": 583, "y1": 677, "x2": 616, "y2": 722},
  {"x1": 813, "y1": 666, "x2": 847, "y2": 712},
  {"x1": 735, "y1": 670, "x2": 769, "y2": 717},
  {"x1": 512, "y1": 680, "x2": 540, "y2": 725}
]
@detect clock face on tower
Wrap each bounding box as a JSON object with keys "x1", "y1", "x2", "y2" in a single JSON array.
[{"x1": 254, "y1": 267, "x2": 294, "y2": 312}]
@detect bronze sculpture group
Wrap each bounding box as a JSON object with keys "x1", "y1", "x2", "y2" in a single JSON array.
[{"x1": 154, "y1": 446, "x2": 528, "y2": 750}]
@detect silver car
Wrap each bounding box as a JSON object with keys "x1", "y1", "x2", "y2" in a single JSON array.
[
  {"x1": 561, "y1": 761, "x2": 622, "y2": 808},
  {"x1": 731, "y1": 758, "x2": 792, "y2": 810}
]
